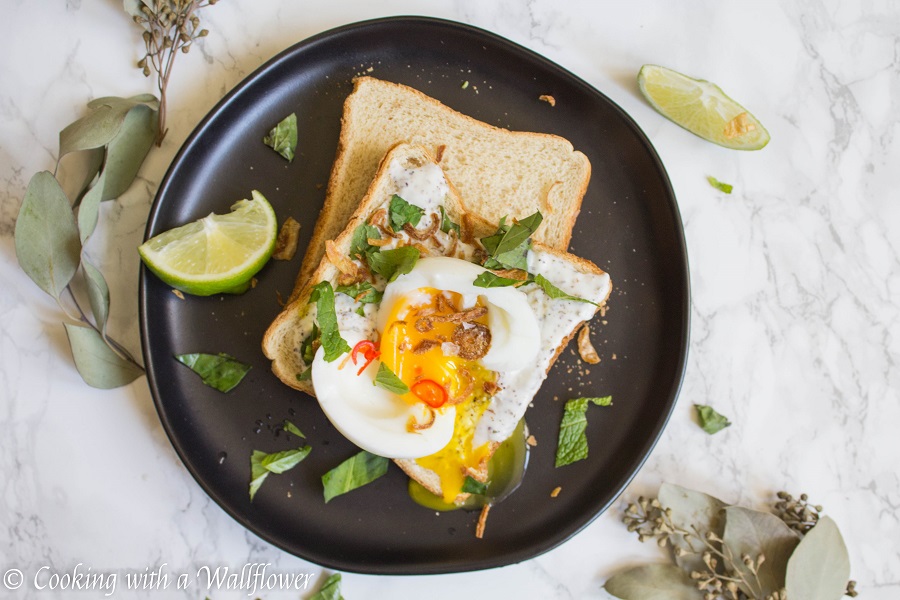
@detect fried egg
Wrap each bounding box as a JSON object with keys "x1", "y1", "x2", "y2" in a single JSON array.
[{"x1": 312, "y1": 256, "x2": 541, "y2": 464}]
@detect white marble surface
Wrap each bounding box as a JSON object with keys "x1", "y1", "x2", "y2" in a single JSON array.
[{"x1": 1, "y1": 1, "x2": 899, "y2": 598}]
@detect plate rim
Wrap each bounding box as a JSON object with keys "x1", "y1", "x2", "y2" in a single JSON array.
[{"x1": 139, "y1": 14, "x2": 690, "y2": 574}]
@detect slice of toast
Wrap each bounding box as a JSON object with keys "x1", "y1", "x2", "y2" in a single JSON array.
[
  {"x1": 263, "y1": 143, "x2": 611, "y2": 502},
  {"x1": 293, "y1": 76, "x2": 591, "y2": 297}
]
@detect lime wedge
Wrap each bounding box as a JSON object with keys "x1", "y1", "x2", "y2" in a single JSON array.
[
  {"x1": 139, "y1": 190, "x2": 277, "y2": 296},
  {"x1": 638, "y1": 64, "x2": 770, "y2": 150}
]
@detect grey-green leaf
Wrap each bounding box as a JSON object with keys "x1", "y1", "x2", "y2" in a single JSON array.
[
  {"x1": 723, "y1": 506, "x2": 800, "y2": 597},
  {"x1": 604, "y1": 564, "x2": 703, "y2": 600},
  {"x1": 82, "y1": 259, "x2": 111, "y2": 334},
  {"x1": 695, "y1": 404, "x2": 731, "y2": 434},
  {"x1": 174, "y1": 353, "x2": 252, "y2": 393},
  {"x1": 63, "y1": 323, "x2": 144, "y2": 389},
  {"x1": 322, "y1": 451, "x2": 389, "y2": 503},
  {"x1": 785, "y1": 516, "x2": 850, "y2": 600},
  {"x1": 263, "y1": 113, "x2": 298, "y2": 162},
  {"x1": 59, "y1": 95, "x2": 156, "y2": 158},
  {"x1": 15, "y1": 171, "x2": 82, "y2": 301},
  {"x1": 658, "y1": 483, "x2": 727, "y2": 572}
]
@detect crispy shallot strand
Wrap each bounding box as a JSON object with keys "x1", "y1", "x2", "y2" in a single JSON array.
[
  {"x1": 403, "y1": 213, "x2": 440, "y2": 240},
  {"x1": 446, "y1": 231, "x2": 459, "y2": 258},
  {"x1": 577, "y1": 324, "x2": 601, "y2": 364},
  {"x1": 407, "y1": 407, "x2": 436, "y2": 432},
  {"x1": 367, "y1": 236, "x2": 391, "y2": 247},
  {"x1": 412, "y1": 339, "x2": 440, "y2": 354},
  {"x1": 338, "y1": 353, "x2": 353, "y2": 371},
  {"x1": 475, "y1": 504, "x2": 491, "y2": 539},
  {"x1": 326, "y1": 240, "x2": 358, "y2": 276},
  {"x1": 447, "y1": 368, "x2": 475, "y2": 405}
]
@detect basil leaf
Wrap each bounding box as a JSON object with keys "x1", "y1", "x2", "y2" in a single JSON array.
[
  {"x1": 473, "y1": 271, "x2": 520, "y2": 288},
  {"x1": 174, "y1": 352, "x2": 251, "y2": 393},
  {"x1": 555, "y1": 396, "x2": 612, "y2": 467},
  {"x1": 695, "y1": 404, "x2": 732, "y2": 434},
  {"x1": 480, "y1": 211, "x2": 542, "y2": 270},
  {"x1": 249, "y1": 450, "x2": 270, "y2": 501},
  {"x1": 263, "y1": 113, "x2": 297, "y2": 162},
  {"x1": 533, "y1": 273, "x2": 599, "y2": 306},
  {"x1": 322, "y1": 451, "x2": 390, "y2": 503},
  {"x1": 248, "y1": 446, "x2": 311, "y2": 501},
  {"x1": 388, "y1": 194, "x2": 425, "y2": 231},
  {"x1": 310, "y1": 281, "x2": 351, "y2": 363},
  {"x1": 374, "y1": 363, "x2": 409, "y2": 395},
  {"x1": 349, "y1": 223, "x2": 381, "y2": 259},
  {"x1": 261, "y1": 446, "x2": 311, "y2": 473},
  {"x1": 300, "y1": 322, "x2": 319, "y2": 365},
  {"x1": 335, "y1": 281, "x2": 383, "y2": 305},
  {"x1": 282, "y1": 420, "x2": 305, "y2": 438},
  {"x1": 707, "y1": 175, "x2": 733, "y2": 194},
  {"x1": 310, "y1": 573, "x2": 344, "y2": 600},
  {"x1": 461, "y1": 476, "x2": 488, "y2": 495},
  {"x1": 366, "y1": 246, "x2": 420, "y2": 282},
  {"x1": 439, "y1": 205, "x2": 460, "y2": 235}
]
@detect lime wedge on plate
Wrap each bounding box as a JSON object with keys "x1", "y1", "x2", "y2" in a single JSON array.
[
  {"x1": 139, "y1": 190, "x2": 277, "y2": 296},
  {"x1": 638, "y1": 64, "x2": 770, "y2": 150}
]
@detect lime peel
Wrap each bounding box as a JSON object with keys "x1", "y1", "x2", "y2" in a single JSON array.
[
  {"x1": 139, "y1": 190, "x2": 278, "y2": 296},
  {"x1": 638, "y1": 64, "x2": 770, "y2": 150}
]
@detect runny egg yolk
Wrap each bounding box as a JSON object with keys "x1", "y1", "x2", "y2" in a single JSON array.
[{"x1": 379, "y1": 287, "x2": 496, "y2": 502}]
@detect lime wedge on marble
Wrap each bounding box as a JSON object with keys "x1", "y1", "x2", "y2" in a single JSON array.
[
  {"x1": 139, "y1": 190, "x2": 277, "y2": 296},
  {"x1": 638, "y1": 64, "x2": 770, "y2": 150}
]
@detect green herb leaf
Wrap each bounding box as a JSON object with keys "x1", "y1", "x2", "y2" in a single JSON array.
[
  {"x1": 439, "y1": 205, "x2": 460, "y2": 235},
  {"x1": 461, "y1": 476, "x2": 488, "y2": 495},
  {"x1": 249, "y1": 445, "x2": 312, "y2": 501},
  {"x1": 335, "y1": 281, "x2": 383, "y2": 305},
  {"x1": 555, "y1": 396, "x2": 612, "y2": 467},
  {"x1": 300, "y1": 322, "x2": 319, "y2": 365},
  {"x1": 480, "y1": 211, "x2": 542, "y2": 270},
  {"x1": 785, "y1": 516, "x2": 850, "y2": 600},
  {"x1": 82, "y1": 259, "x2": 111, "y2": 334},
  {"x1": 473, "y1": 271, "x2": 520, "y2": 288},
  {"x1": 722, "y1": 506, "x2": 800, "y2": 597},
  {"x1": 374, "y1": 363, "x2": 409, "y2": 395},
  {"x1": 707, "y1": 175, "x2": 733, "y2": 194},
  {"x1": 366, "y1": 246, "x2": 420, "y2": 282},
  {"x1": 282, "y1": 420, "x2": 305, "y2": 438},
  {"x1": 388, "y1": 194, "x2": 425, "y2": 231},
  {"x1": 349, "y1": 223, "x2": 381, "y2": 259},
  {"x1": 355, "y1": 305, "x2": 365, "y2": 316},
  {"x1": 694, "y1": 404, "x2": 731, "y2": 434},
  {"x1": 249, "y1": 450, "x2": 270, "y2": 501},
  {"x1": 260, "y1": 446, "x2": 311, "y2": 473},
  {"x1": 63, "y1": 323, "x2": 144, "y2": 389},
  {"x1": 322, "y1": 451, "x2": 390, "y2": 503},
  {"x1": 174, "y1": 352, "x2": 251, "y2": 393},
  {"x1": 533, "y1": 273, "x2": 599, "y2": 306},
  {"x1": 604, "y1": 564, "x2": 703, "y2": 600},
  {"x1": 296, "y1": 368, "x2": 312, "y2": 382},
  {"x1": 310, "y1": 573, "x2": 344, "y2": 600},
  {"x1": 310, "y1": 281, "x2": 351, "y2": 362},
  {"x1": 263, "y1": 113, "x2": 298, "y2": 162},
  {"x1": 15, "y1": 171, "x2": 82, "y2": 302}
]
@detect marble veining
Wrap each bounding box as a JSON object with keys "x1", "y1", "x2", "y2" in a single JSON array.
[{"x1": 1, "y1": 1, "x2": 899, "y2": 598}]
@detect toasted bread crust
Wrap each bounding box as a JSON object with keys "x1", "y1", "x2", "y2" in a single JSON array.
[{"x1": 293, "y1": 76, "x2": 591, "y2": 297}]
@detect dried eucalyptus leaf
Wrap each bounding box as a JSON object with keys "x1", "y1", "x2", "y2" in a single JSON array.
[
  {"x1": 64, "y1": 147, "x2": 105, "y2": 208},
  {"x1": 604, "y1": 564, "x2": 703, "y2": 600},
  {"x1": 15, "y1": 171, "x2": 82, "y2": 301},
  {"x1": 59, "y1": 95, "x2": 158, "y2": 157},
  {"x1": 63, "y1": 323, "x2": 143, "y2": 388},
  {"x1": 785, "y1": 516, "x2": 850, "y2": 600},
  {"x1": 658, "y1": 483, "x2": 727, "y2": 572},
  {"x1": 77, "y1": 174, "x2": 105, "y2": 243},
  {"x1": 723, "y1": 506, "x2": 800, "y2": 597},
  {"x1": 82, "y1": 259, "x2": 110, "y2": 334},
  {"x1": 101, "y1": 103, "x2": 157, "y2": 199}
]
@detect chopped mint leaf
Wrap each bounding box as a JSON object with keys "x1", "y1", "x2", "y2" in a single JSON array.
[
  {"x1": 439, "y1": 205, "x2": 461, "y2": 236},
  {"x1": 366, "y1": 246, "x2": 419, "y2": 282},
  {"x1": 480, "y1": 211, "x2": 542, "y2": 270},
  {"x1": 555, "y1": 396, "x2": 612, "y2": 467},
  {"x1": 533, "y1": 273, "x2": 599, "y2": 306},
  {"x1": 174, "y1": 352, "x2": 251, "y2": 393},
  {"x1": 707, "y1": 176, "x2": 733, "y2": 194},
  {"x1": 335, "y1": 281, "x2": 383, "y2": 305},
  {"x1": 300, "y1": 322, "x2": 319, "y2": 365},
  {"x1": 695, "y1": 404, "x2": 731, "y2": 434},
  {"x1": 309, "y1": 281, "x2": 350, "y2": 362},
  {"x1": 373, "y1": 362, "x2": 409, "y2": 395},
  {"x1": 388, "y1": 194, "x2": 425, "y2": 232},
  {"x1": 322, "y1": 451, "x2": 389, "y2": 503},
  {"x1": 473, "y1": 271, "x2": 520, "y2": 288},
  {"x1": 263, "y1": 113, "x2": 297, "y2": 162},
  {"x1": 461, "y1": 476, "x2": 488, "y2": 495},
  {"x1": 349, "y1": 223, "x2": 381, "y2": 259}
]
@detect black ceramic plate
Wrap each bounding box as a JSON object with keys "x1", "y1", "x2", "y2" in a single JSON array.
[{"x1": 140, "y1": 16, "x2": 688, "y2": 575}]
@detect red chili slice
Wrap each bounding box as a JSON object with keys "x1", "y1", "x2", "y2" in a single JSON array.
[
  {"x1": 350, "y1": 340, "x2": 380, "y2": 376},
  {"x1": 411, "y1": 379, "x2": 448, "y2": 408}
]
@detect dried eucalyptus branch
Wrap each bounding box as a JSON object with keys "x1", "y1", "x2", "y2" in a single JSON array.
[{"x1": 126, "y1": 0, "x2": 219, "y2": 145}]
